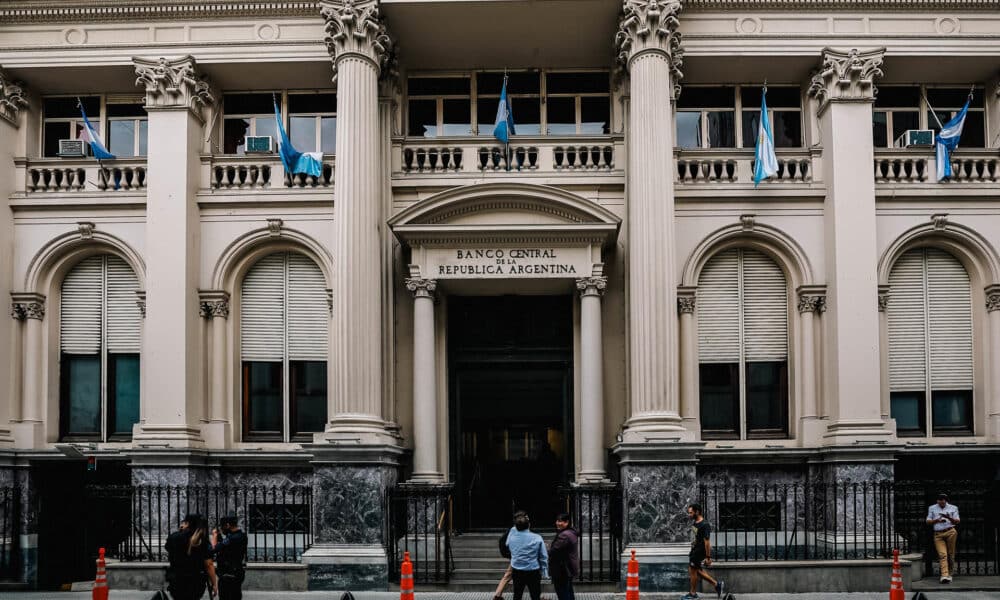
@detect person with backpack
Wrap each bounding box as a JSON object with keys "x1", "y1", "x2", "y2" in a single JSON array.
[
  {"x1": 211, "y1": 515, "x2": 248, "y2": 600},
  {"x1": 548, "y1": 512, "x2": 580, "y2": 600},
  {"x1": 493, "y1": 527, "x2": 514, "y2": 600},
  {"x1": 505, "y1": 510, "x2": 548, "y2": 600},
  {"x1": 165, "y1": 514, "x2": 218, "y2": 600}
]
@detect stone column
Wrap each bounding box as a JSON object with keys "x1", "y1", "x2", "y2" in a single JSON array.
[
  {"x1": 320, "y1": 0, "x2": 395, "y2": 443},
  {"x1": 406, "y1": 277, "x2": 441, "y2": 482},
  {"x1": 616, "y1": 0, "x2": 690, "y2": 442},
  {"x1": 10, "y1": 295, "x2": 44, "y2": 447},
  {"x1": 798, "y1": 287, "x2": 826, "y2": 445},
  {"x1": 877, "y1": 285, "x2": 891, "y2": 421},
  {"x1": 200, "y1": 291, "x2": 230, "y2": 448},
  {"x1": 807, "y1": 48, "x2": 892, "y2": 445},
  {"x1": 677, "y1": 288, "x2": 697, "y2": 429},
  {"x1": 987, "y1": 286, "x2": 1000, "y2": 439},
  {"x1": 577, "y1": 275, "x2": 608, "y2": 482},
  {"x1": 131, "y1": 56, "x2": 215, "y2": 447}
]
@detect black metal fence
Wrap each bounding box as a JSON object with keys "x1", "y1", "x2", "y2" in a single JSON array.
[
  {"x1": 0, "y1": 486, "x2": 20, "y2": 581},
  {"x1": 122, "y1": 485, "x2": 313, "y2": 563},
  {"x1": 699, "y1": 481, "x2": 901, "y2": 561},
  {"x1": 559, "y1": 484, "x2": 622, "y2": 583},
  {"x1": 385, "y1": 485, "x2": 453, "y2": 584}
]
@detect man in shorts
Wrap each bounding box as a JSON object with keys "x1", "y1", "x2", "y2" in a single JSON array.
[{"x1": 683, "y1": 503, "x2": 725, "y2": 600}]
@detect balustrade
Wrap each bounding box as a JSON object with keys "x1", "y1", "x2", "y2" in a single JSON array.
[
  {"x1": 674, "y1": 150, "x2": 816, "y2": 184},
  {"x1": 204, "y1": 155, "x2": 335, "y2": 190},
  {"x1": 20, "y1": 158, "x2": 148, "y2": 193},
  {"x1": 873, "y1": 149, "x2": 1000, "y2": 184},
  {"x1": 396, "y1": 138, "x2": 620, "y2": 175}
]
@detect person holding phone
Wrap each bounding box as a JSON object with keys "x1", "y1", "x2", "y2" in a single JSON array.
[{"x1": 926, "y1": 493, "x2": 961, "y2": 583}]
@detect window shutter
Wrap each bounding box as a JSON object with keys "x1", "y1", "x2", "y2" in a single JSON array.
[
  {"x1": 241, "y1": 253, "x2": 285, "y2": 361},
  {"x1": 887, "y1": 250, "x2": 928, "y2": 391},
  {"x1": 105, "y1": 255, "x2": 141, "y2": 353},
  {"x1": 926, "y1": 248, "x2": 973, "y2": 390},
  {"x1": 61, "y1": 255, "x2": 103, "y2": 355},
  {"x1": 698, "y1": 248, "x2": 740, "y2": 363},
  {"x1": 287, "y1": 253, "x2": 329, "y2": 361},
  {"x1": 741, "y1": 249, "x2": 788, "y2": 361}
]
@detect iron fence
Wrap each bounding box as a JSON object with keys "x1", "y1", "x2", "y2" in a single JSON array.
[
  {"x1": 0, "y1": 485, "x2": 20, "y2": 581},
  {"x1": 385, "y1": 485, "x2": 453, "y2": 584},
  {"x1": 558, "y1": 484, "x2": 622, "y2": 583},
  {"x1": 699, "y1": 481, "x2": 902, "y2": 561},
  {"x1": 122, "y1": 484, "x2": 313, "y2": 563}
]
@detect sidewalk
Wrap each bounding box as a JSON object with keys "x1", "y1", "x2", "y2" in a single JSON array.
[{"x1": 4, "y1": 592, "x2": 1000, "y2": 600}]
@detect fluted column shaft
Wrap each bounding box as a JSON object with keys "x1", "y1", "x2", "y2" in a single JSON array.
[
  {"x1": 677, "y1": 292, "x2": 697, "y2": 426},
  {"x1": 578, "y1": 277, "x2": 607, "y2": 482},
  {"x1": 209, "y1": 308, "x2": 228, "y2": 422},
  {"x1": 408, "y1": 279, "x2": 440, "y2": 481},
  {"x1": 798, "y1": 301, "x2": 817, "y2": 419},
  {"x1": 21, "y1": 310, "x2": 43, "y2": 423},
  {"x1": 988, "y1": 288, "x2": 1000, "y2": 439}
]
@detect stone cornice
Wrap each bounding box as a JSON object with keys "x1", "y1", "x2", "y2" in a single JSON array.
[
  {"x1": 0, "y1": 68, "x2": 28, "y2": 127},
  {"x1": 808, "y1": 47, "x2": 885, "y2": 116},
  {"x1": 133, "y1": 55, "x2": 215, "y2": 116},
  {"x1": 320, "y1": 0, "x2": 393, "y2": 82},
  {"x1": 0, "y1": 1, "x2": 320, "y2": 25},
  {"x1": 616, "y1": 0, "x2": 684, "y2": 97},
  {"x1": 685, "y1": 0, "x2": 998, "y2": 9}
]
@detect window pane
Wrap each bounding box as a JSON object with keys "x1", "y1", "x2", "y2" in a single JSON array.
[
  {"x1": 290, "y1": 115, "x2": 317, "y2": 153},
  {"x1": 873, "y1": 111, "x2": 889, "y2": 148},
  {"x1": 891, "y1": 111, "x2": 919, "y2": 144},
  {"x1": 511, "y1": 98, "x2": 541, "y2": 135},
  {"x1": 288, "y1": 93, "x2": 336, "y2": 114},
  {"x1": 677, "y1": 87, "x2": 735, "y2": 109},
  {"x1": 255, "y1": 116, "x2": 277, "y2": 142},
  {"x1": 746, "y1": 361, "x2": 788, "y2": 435},
  {"x1": 546, "y1": 72, "x2": 609, "y2": 94},
  {"x1": 890, "y1": 391, "x2": 926, "y2": 436},
  {"x1": 138, "y1": 120, "x2": 148, "y2": 156},
  {"x1": 932, "y1": 390, "x2": 972, "y2": 434},
  {"x1": 224, "y1": 118, "x2": 250, "y2": 154},
  {"x1": 44, "y1": 121, "x2": 71, "y2": 157},
  {"x1": 959, "y1": 112, "x2": 985, "y2": 147},
  {"x1": 741, "y1": 110, "x2": 759, "y2": 148},
  {"x1": 580, "y1": 97, "x2": 610, "y2": 134},
  {"x1": 875, "y1": 87, "x2": 920, "y2": 108},
  {"x1": 408, "y1": 99, "x2": 437, "y2": 137},
  {"x1": 477, "y1": 98, "x2": 499, "y2": 136},
  {"x1": 699, "y1": 363, "x2": 739, "y2": 438},
  {"x1": 707, "y1": 111, "x2": 735, "y2": 147},
  {"x1": 441, "y1": 99, "x2": 472, "y2": 136},
  {"x1": 478, "y1": 72, "x2": 539, "y2": 95},
  {"x1": 109, "y1": 120, "x2": 136, "y2": 158},
  {"x1": 45, "y1": 97, "x2": 98, "y2": 119},
  {"x1": 62, "y1": 355, "x2": 101, "y2": 437},
  {"x1": 224, "y1": 93, "x2": 273, "y2": 115},
  {"x1": 772, "y1": 111, "x2": 801, "y2": 147},
  {"x1": 927, "y1": 88, "x2": 983, "y2": 109},
  {"x1": 546, "y1": 97, "x2": 576, "y2": 135},
  {"x1": 320, "y1": 116, "x2": 337, "y2": 153},
  {"x1": 106, "y1": 103, "x2": 146, "y2": 118},
  {"x1": 291, "y1": 361, "x2": 327, "y2": 436},
  {"x1": 743, "y1": 87, "x2": 799, "y2": 109},
  {"x1": 109, "y1": 354, "x2": 140, "y2": 437},
  {"x1": 243, "y1": 361, "x2": 283, "y2": 438},
  {"x1": 676, "y1": 111, "x2": 702, "y2": 148},
  {"x1": 408, "y1": 77, "x2": 470, "y2": 96}
]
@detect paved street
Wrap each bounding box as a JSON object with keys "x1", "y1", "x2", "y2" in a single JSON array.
[{"x1": 4, "y1": 592, "x2": 1000, "y2": 600}]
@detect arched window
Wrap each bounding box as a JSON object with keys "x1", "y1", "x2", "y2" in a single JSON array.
[
  {"x1": 241, "y1": 252, "x2": 328, "y2": 441},
  {"x1": 698, "y1": 248, "x2": 789, "y2": 439},
  {"x1": 59, "y1": 254, "x2": 141, "y2": 440},
  {"x1": 888, "y1": 248, "x2": 973, "y2": 436}
]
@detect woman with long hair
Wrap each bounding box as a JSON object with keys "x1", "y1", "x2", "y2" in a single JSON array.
[{"x1": 165, "y1": 514, "x2": 219, "y2": 600}]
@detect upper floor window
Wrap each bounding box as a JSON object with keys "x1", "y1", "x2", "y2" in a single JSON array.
[
  {"x1": 698, "y1": 248, "x2": 789, "y2": 439},
  {"x1": 887, "y1": 248, "x2": 973, "y2": 437},
  {"x1": 676, "y1": 86, "x2": 802, "y2": 149},
  {"x1": 107, "y1": 100, "x2": 148, "y2": 158},
  {"x1": 43, "y1": 96, "x2": 148, "y2": 158},
  {"x1": 873, "y1": 86, "x2": 985, "y2": 148},
  {"x1": 406, "y1": 70, "x2": 610, "y2": 138},
  {"x1": 241, "y1": 252, "x2": 329, "y2": 442},
  {"x1": 223, "y1": 93, "x2": 278, "y2": 155},
  {"x1": 288, "y1": 93, "x2": 337, "y2": 154},
  {"x1": 60, "y1": 254, "x2": 142, "y2": 441},
  {"x1": 223, "y1": 92, "x2": 336, "y2": 155}
]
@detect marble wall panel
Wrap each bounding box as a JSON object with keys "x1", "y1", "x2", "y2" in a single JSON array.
[
  {"x1": 621, "y1": 463, "x2": 697, "y2": 545},
  {"x1": 313, "y1": 465, "x2": 397, "y2": 545}
]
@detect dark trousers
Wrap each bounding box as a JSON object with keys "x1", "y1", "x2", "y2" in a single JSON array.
[
  {"x1": 167, "y1": 576, "x2": 206, "y2": 600},
  {"x1": 219, "y1": 575, "x2": 243, "y2": 600},
  {"x1": 553, "y1": 576, "x2": 575, "y2": 600},
  {"x1": 511, "y1": 568, "x2": 542, "y2": 600}
]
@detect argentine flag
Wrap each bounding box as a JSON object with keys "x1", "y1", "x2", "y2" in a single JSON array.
[
  {"x1": 78, "y1": 101, "x2": 115, "y2": 160},
  {"x1": 493, "y1": 75, "x2": 516, "y2": 144},
  {"x1": 274, "y1": 100, "x2": 323, "y2": 178},
  {"x1": 935, "y1": 99, "x2": 970, "y2": 182},
  {"x1": 753, "y1": 88, "x2": 778, "y2": 187}
]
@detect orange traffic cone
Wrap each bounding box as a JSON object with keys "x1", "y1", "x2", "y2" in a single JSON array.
[
  {"x1": 400, "y1": 551, "x2": 414, "y2": 600},
  {"x1": 889, "y1": 548, "x2": 904, "y2": 600},
  {"x1": 626, "y1": 549, "x2": 639, "y2": 600},
  {"x1": 93, "y1": 547, "x2": 108, "y2": 600}
]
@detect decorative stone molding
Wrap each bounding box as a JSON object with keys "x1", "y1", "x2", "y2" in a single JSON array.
[
  {"x1": 11, "y1": 293, "x2": 45, "y2": 321},
  {"x1": 685, "y1": 0, "x2": 995, "y2": 6},
  {"x1": 320, "y1": 0, "x2": 394, "y2": 82},
  {"x1": 0, "y1": 68, "x2": 28, "y2": 126},
  {"x1": 931, "y1": 213, "x2": 949, "y2": 230},
  {"x1": 326, "y1": 289, "x2": 333, "y2": 313},
  {"x1": 807, "y1": 48, "x2": 884, "y2": 115},
  {"x1": 133, "y1": 56, "x2": 215, "y2": 115},
  {"x1": 878, "y1": 285, "x2": 891, "y2": 313},
  {"x1": 135, "y1": 291, "x2": 146, "y2": 318},
  {"x1": 576, "y1": 276, "x2": 608, "y2": 297},
  {"x1": 797, "y1": 294, "x2": 824, "y2": 314},
  {"x1": 0, "y1": 1, "x2": 319, "y2": 24},
  {"x1": 740, "y1": 214, "x2": 756, "y2": 232},
  {"x1": 266, "y1": 218, "x2": 284, "y2": 236},
  {"x1": 77, "y1": 221, "x2": 95, "y2": 239},
  {"x1": 615, "y1": 0, "x2": 684, "y2": 97},
  {"x1": 405, "y1": 278, "x2": 437, "y2": 299},
  {"x1": 677, "y1": 295, "x2": 696, "y2": 314},
  {"x1": 986, "y1": 285, "x2": 1000, "y2": 313},
  {"x1": 199, "y1": 291, "x2": 229, "y2": 319}
]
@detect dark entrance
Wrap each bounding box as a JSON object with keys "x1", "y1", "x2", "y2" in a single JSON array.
[{"x1": 449, "y1": 295, "x2": 573, "y2": 530}]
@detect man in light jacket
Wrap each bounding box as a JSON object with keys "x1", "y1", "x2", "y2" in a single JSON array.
[{"x1": 505, "y1": 510, "x2": 548, "y2": 600}]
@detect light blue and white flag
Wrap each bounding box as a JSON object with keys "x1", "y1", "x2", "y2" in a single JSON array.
[
  {"x1": 935, "y1": 99, "x2": 970, "y2": 182},
  {"x1": 493, "y1": 75, "x2": 516, "y2": 144},
  {"x1": 753, "y1": 88, "x2": 778, "y2": 187},
  {"x1": 274, "y1": 99, "x2": 323, "y2": 178},
  {"x1": 77, "y1": 100, "x2": 115, "y2": 160}
]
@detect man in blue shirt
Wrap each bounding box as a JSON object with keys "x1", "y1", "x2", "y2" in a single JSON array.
[
  {"x1": 505, "y1": 510, "x2": 548, "y2": 600},
  {"x1": 926, "y1": 493, "x2": 961, "y2": 583}
]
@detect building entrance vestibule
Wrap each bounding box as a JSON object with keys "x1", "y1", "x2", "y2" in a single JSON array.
[{"x1": 448, "y1": 295, "x2": 573, "y2": 530}]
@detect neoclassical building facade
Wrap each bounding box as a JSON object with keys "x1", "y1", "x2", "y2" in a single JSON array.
[{"x1": 1, "y1": 0, "x2": 1000, "y2": 590}]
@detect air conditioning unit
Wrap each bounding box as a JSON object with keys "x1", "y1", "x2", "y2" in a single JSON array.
[
  {"x1": 58, "y1": 139, "x2": 86, "y2": 157},
  {"x1": 895, "y1": 129, "x2": 935, "y2": 148},
  {"x1": 244, "y1": 136, "x2": 274, "y2": 154}
]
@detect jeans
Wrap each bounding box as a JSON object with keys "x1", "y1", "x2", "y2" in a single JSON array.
[
  {"x1": 511, "y1": 568, "x2": 541, "y2": 600},
  {"x1": 219, "y1": 575, "x2": 243, "y2": 600},
  {"x1": 934, "y1": 527, "x2": 958, "y2": 578},
  {"x1": 553, "y1": 576, "x2": 575, "y2": 600}
]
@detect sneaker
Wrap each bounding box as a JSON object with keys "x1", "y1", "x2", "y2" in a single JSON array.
[
  {"x1": 716, "y1": 580, "x2": 726, "y2": 598},
  {"x1": 681, "y1": 595, "x2": 700, "y2": 600},
  {"x1": 943, "y1": 576, "x2": 952, "y2": 583}
]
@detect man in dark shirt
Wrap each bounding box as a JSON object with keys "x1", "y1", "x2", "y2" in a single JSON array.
[
  {"x1": 211, "y1": 515, "x2": 248, "y2": 600},
  {"x1": 548, "y1": 512, "x2": 580, "y2": 600},
  {"x1": 683, "y1": 504, "x2": 725, "y2": 600},
  {"x1": 165, "y1": 514, "x2": 217, "y2": 600}
]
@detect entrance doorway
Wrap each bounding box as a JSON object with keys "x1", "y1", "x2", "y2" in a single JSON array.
[{"x1": 448, "y1": 295, "x2": 573, "y2": 530}]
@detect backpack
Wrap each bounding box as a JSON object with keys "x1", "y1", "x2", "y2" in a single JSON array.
[{"x1": 499, "y1": 528, "x2": 511, "y2": 559}]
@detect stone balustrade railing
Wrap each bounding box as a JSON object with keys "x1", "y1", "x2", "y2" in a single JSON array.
[
  {"x1": 395, "y1": 137, "x2": 622, "y2": 175},
  {"x1": 202, "y1": 155, "x2": 335, "y2": 190},
  {"x1": 874, "y1": 149, "x2": 1000, "y2": 184},
  {"x1": 15, "y1": 158, "x2": 148, "y2": 193},
  {"x1": 674, "y1": 149, "x2": 820, "y2": 185}
]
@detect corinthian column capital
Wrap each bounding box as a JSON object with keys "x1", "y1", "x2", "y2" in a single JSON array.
[
  {"x1": 0, "y1": 67, "x2": 28, "y2": 126},
  {"x1": 615, "y1": 0, "x2": 683, "y2": 93},
  {"x1": 320, "y1": 0, "x2": 394, "y2": 81},
  {"x1": 199, "y1": 291, "x2": 231, "y2": 320},
  {"x1": 11, "y1": 293, "x2": 45, "y2": 321},
  {"x1": 986, "y1": 285, "x2": 1000, "y2": 313},
  {"x1": 807, "y1": 47, "x2": 885, "y2": 115},
  {"x1": 133, "y1": 55, "x2": 215, "y2": 116}
]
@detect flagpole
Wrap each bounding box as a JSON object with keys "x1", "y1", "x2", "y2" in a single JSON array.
[
  {"x1": 921, "y1": 89, "x2": 945, "y2": 130},
  {"x1": 503, "y1": 72, "x2": 511, "y2": 172},
  {"x1": 77, "y1": 96, "x2": 106, "y2": 190}
]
